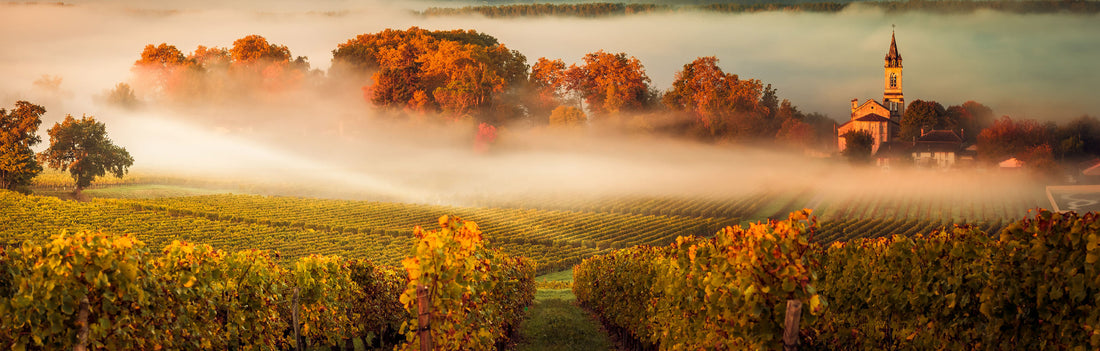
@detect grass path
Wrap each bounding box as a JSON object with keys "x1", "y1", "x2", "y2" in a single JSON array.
[
  {"x1": 518, "y1": 270, "x2": 613, "y2": 350},
  {"x1": 516, "y1": 289, "x2": 613, "y2": 351}
]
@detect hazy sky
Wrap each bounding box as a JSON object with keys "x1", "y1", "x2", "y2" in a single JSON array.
[
  {"x1": 0, "y1": 1, "x2": 1085, "y2": 204},
  {"x1": 1, "y1": 1, "x2": 1098, "y2": 124}
]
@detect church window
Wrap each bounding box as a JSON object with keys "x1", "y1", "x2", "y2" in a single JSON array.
[{"x1": 890, "y1": 73, "x2": 897, "y2": 88}]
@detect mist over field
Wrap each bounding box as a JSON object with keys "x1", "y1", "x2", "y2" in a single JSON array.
[{"x1": 0, "y1": 1, "x2": 1088, "y2": 204}]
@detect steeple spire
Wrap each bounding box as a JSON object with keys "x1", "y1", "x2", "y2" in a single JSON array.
[{"x1": 885, "y1": 29, "x2": 902, "y2": 68}]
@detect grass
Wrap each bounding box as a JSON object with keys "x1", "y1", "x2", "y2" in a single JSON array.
[
  {"x1": 535, "y1": 268, "x2": 574, "y2": 283},
  {"x1": 82, "y1": 184, "x2": 234, "y2": 199},
  {"x1": 535, "y1": 288, "x2": 575, "y2": 302},
  {"x1": 31, "y1": 184, "x2": 235, "y2": 201},
  {"x1": 517, "y1": 289, "x2": 612, "y2": 351}
]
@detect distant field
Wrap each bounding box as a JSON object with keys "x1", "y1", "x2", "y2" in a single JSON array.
[{"x1": 4, "y1": 174, "x2": 1052, "y2": 274}]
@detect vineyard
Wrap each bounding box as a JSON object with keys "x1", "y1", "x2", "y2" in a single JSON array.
[
  {"x1": 1, "y1": 177, "x2": 1087, "y2": 349},
  {"x1": 573, "y1": 209, "x2": 1100, "y2": 350},
  {"x1": 0, "y1": 191, "x2": 744, "y2": 274},
  {"x1": 4, "y1": 173, "x2": 1052, "y2": 275},
  {"x1": 811, "y1": 184, "x2": 1047, "y2": 244},
  {"x1": 0, "y1": 215, "x2": 533, "y2": 350}
]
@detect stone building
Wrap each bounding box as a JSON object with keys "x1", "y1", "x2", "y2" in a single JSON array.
[{"x1": 837, "y1": 31, "x2": 905, "y2": 154}]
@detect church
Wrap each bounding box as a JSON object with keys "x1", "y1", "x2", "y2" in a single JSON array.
[{"x1": 836, "y1": 31, "x2": 905, "y2": 154}]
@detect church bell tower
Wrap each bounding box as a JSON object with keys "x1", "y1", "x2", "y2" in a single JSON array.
[{"x1": 883, "y1": 30, "x2": 904, "y2": 119}]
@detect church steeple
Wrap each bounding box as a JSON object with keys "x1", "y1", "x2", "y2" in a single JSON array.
[
  {"x1": 885, "y1": 30, "x2": 902, "y2": 68},
  {"x1": 883, "y1": 29, "x2": 904, "y2": 119}
]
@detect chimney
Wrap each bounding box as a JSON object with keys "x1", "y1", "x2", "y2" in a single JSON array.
[{"x1": 851, "y1": 99, "x2": 858, "y2": 113}]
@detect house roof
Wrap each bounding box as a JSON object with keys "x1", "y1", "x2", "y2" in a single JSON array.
[
  {"x1": 917, "y1": 130, "x2": 963, "y2": 143},
  {"x1": 999, "y1": 157, "x2": 1024, "y2": 168},
  {"x1": 912, "y1": 142, "x2": 963, "y2": 153},
  {"x1": 875, "y1": 141, "x2": 914, "y2": 158}
]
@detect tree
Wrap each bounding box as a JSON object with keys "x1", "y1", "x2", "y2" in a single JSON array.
[
  {"x1": 131, "y1": 36, "x2": 309, "y2": 106},
  {"x1": 38, "y1": 115, "x2": 134, "y2": 195},
  {"x1": 528, "y1": 57, "x2": 569, "y2": 117},
  {"x1": 131, "y1": 43, "x2": 194, "y2": 99},
  {"x1": 0, "y1": 101, "x2": 46, "y2": 191},
  {"x1": 565, "y1": 50, "x2": 653, "y2": 118},
  {"x1": 230, "y1": 35, "x2": 291, "y2": 64},
  {"x1": 776, "y1": 116, "x2": 815, "y2": 149},
  {"x1": 662, "y1": 56, "x2": 771, "y2": 139},
  {"x1": 947, "y1": 100, "x2": 993, "y2": 141},
  {"x1": 333, "y1": 27, "x2": 527, "y2": 120},
  {"x1": 843, "y1": 129, "x2": 875, "y2": 165},
  {"x1": 1017, "y1": 143, "x2": 1060, "y2": 178},
  {"x1": 900, "y1": 99, "x2": 947, "y2": 141},
  {"x1": 1052, "y1": 115, "x2": 1100, "y2": 160},
  {"x1": 103, "y1": 83, "x2": 141, "y2": 109},
  {"x1": 548, "y1": 105, "x2": 586, "y2": 127},
  {"x1": 977, "y1": 116, "x2": 1049, "y2": 163}
]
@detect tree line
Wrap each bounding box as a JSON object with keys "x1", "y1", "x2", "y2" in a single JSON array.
[
  {"x1": 124, "y1": 28, "x2": 837, "y2": 146},
  {"x1": 417, "y1": 1, "x2": 1100, "y2": 18}
]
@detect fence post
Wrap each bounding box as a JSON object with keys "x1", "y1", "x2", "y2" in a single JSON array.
[
  {"x1": 417, "y1": 284, "x2": 432, "y2": 351},
  {"x1": 73, "y1": 297, "x2": 90, "y2": 351},
  {"x1": 783, "y1": 299, "x2": 803, "y2": 351},
  {"x1": 292, "y1": 287, "x2": 302, "y2": 351}
]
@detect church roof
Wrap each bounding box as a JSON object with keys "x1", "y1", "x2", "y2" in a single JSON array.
[{"x1": 854, "y1": 114, "x2": 896, "y2": 124}]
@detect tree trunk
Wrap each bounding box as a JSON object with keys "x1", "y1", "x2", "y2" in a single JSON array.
[{"x1": 72, "y1": 187, "x2": 87, "y2": 202}]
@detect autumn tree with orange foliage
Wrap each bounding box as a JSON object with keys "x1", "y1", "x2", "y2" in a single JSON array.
[
  {"x1": 130, "y1": 35, "x2": 311, "y2": 105},
  {"x1": 548, "y1": 106, "x2": 586, "y2": 127},
  {"x1": 332, "y1": 27, "x2": 527, "y2": 121},
  {"x1": 664, "y1": 56, "x2": 790, "y2": 139},
  {"x1": 563, "y1": 51, "x2": 655, "y2": 118},
  {"x1": 977, "y1": 116, "x2": 1050, "y2": 164},
  {"x1": 527, "y1": 57, "x2": 569, "y2": 119}
]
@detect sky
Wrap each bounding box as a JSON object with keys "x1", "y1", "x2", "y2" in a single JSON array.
[
  {"x1": 1, "y1": 1, "x2": 1098, "y2": 124},
  {"x1": 0, "y1": 0, "x2": 1086, "y2": 205}
]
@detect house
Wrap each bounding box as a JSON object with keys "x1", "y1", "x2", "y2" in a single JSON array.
[
  {"x1": 911, "y1": 130, "x2": 964, "y2": 167},
  {"x1": 875, "y1": 129, "x2": 967, "y2": 168}
]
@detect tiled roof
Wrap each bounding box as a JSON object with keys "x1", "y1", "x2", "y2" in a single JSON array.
[
  {"x1": 917, "y1": 130, "x2": 963, "y2": 143},
  {"x1": 854, "y1": 114, "x2": 895, "y2": 123}
]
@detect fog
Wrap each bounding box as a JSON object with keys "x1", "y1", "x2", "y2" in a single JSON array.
[{"x1": 0, "y1": 1, "x2": 1086, "y2": 207}]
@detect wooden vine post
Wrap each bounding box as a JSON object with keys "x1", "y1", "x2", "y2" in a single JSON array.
[
  {"x1": 73, "y1": 297, "x2": 90, "y2": 351},
  {"x1": 292, "y1": 287, "x2": 302, "y2": 351},
  {"x1": 783, "y1": 299, "x2": 803, "y2": 351},
  {"x1": 417, "y1": 284, "x2": 433, "y2": 351}
]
